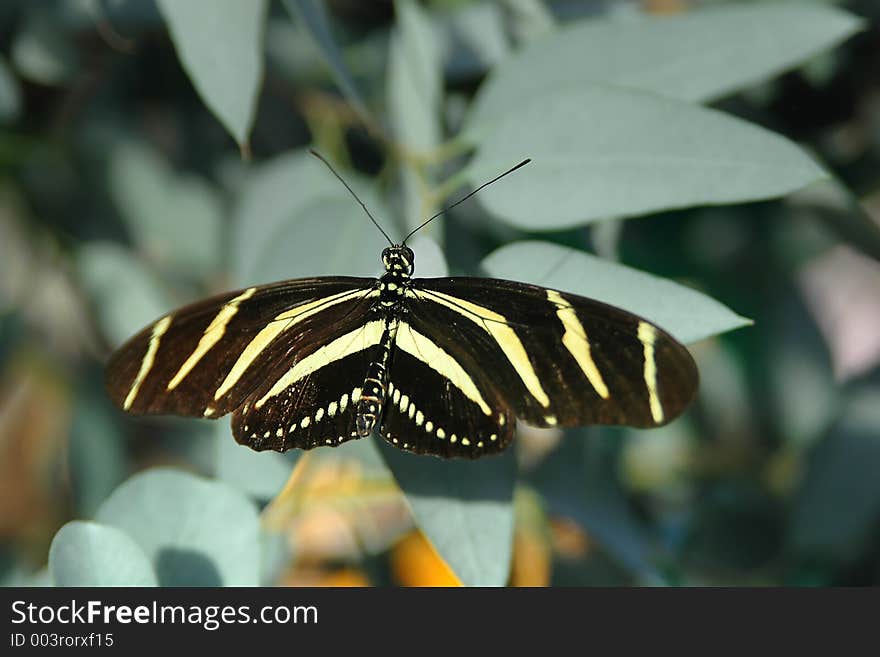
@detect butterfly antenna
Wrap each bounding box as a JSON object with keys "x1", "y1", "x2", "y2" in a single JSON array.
[
  {"x1": 309, "y1": 149, "x2": 394, "y2": 246},
  {"x1": 402, "y1": 158, "x2": 531, "y2": 245}
]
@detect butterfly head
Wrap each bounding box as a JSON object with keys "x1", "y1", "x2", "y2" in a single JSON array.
[{"x1": 382, "y1": 245, "x2": 415, "y2": 278}]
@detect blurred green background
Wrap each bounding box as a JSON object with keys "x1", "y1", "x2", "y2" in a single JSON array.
[{"x1": 1, "y1": 0, "x2": 879, "y2": 587}]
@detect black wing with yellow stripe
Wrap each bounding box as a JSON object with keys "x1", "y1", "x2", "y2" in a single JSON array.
[
  {"x1": 105, "y1": 278, "x2": 376, "y2": 424},
  {"x1": 381, "y1": 276, "x2": 697, "y2": 458}
]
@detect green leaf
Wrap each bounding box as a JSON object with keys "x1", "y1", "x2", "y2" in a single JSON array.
[
  {"x1": 790, "y1": 402, "x2": 880, "y2": 564},
  {"x1": 482, "y1": 241, "x2": 750, "y2": 344},
  {"x1": 0, "y1": 55, "x2": 21, "y2": 123},
  {"x1": 108, "y1": 141, "x2": 223, "y2": 278},
  {"x1": 77, "y1": 242, "x2": 169, "y2": 347},
  {"x1": 233, "y1": 150, "x2": 390, "y2": 282},
  {"x1": 531, "y1": 434, "x2": 663, "y2": 583},
  {"x1": 406, "y1": 235, "x2": 448, "y2": 277},
  {"x1": 11, "y1": 9, "x2": 79, "y2": 86},
  {"x1": 467, "y1": 85, "x2": 827, "y2": 229},
  {"x1": 466, "y1": 3, "x2": 863, "y2": 132},
  {"x1": 68, "y1": 392, "x2": 127, "y2": 517},
  {"x1": 387, "y1": 0, "x2": 443, "y2": 231},
  {"x1": 157, "y1": 0, "x2": 267, "y2": 148},
  {"x1": 49, "y1": 521, "x2": 158, "y2": 587},
  {"x1": 214, "y1": 421, "x2": 299, "y2": 500},
  {"x1": 284, "y1": 0, "x2": 372, "y2": 126},
  {"x1": 96, "y1": 468, "x2": 261, "y2": 586},
  {"x1": 502, "y1": 0, "x2": 556, "y2": 44},
  {"x1": 379, "y1": 444, "x2": 517, "y2": 586},
  {"x1": 787, "y1": 177, "x2": 880, "y2": 264}
]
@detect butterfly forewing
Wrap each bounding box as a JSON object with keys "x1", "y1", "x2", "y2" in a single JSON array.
[
  {"x1": 104, "y1": 278, "x2": 376, "y2": 418},
  {"x1": 406, "y1": 277, "x2": 697, "y2": 430}
]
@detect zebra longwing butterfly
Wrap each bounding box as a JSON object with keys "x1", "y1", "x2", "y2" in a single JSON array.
[{"x1": 105, "y1": 155, "x2": 698, "y2": 459}]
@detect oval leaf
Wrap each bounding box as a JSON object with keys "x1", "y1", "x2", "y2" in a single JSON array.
[
  {"x1": 233, "y1": 150, "x2": 391, "y2": 282},
  {"x1": 77, "y1": 242, "x2": 169, "y2": 347},
  {"x1": 379, "y1": 443, "x2": 517, "y2": 587},
  {"x1": 50, "y1": 521, "x2": 157, "y2": 587},
  {"x1": 108, "y1": 141, "x2": 223, "y2": 277},
  {"x1": 214, "y1": 421, "x2": 299, "y2": 500},
  {"x1": 482, "y1": 241, "x2": 749, "y2": 344},
  {"x1": 468, "y1": 85, "x2": 827, "y2": 229},
  {"x1": 96, "y1": 468, "x2": 260, "y2": 586},
  {"x1": 158, "y1": 0, "x2": 267, "y2": 147},
  {"x1": 466, "y1": 4, "x2": 863, "y2": 132}
]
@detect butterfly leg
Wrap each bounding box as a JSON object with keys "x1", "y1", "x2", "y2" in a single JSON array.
[{"x1": 356, "y1": 316, "x2": 399, "y2": 436}]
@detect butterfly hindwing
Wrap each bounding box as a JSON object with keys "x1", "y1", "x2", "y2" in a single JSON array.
[
  {"x1": 406, "y1": 277, "x2": 697, "y2": 429},
  {"x1": 378, "y1": 324, "x2": 515, "y2": 459},
  {"x1": 231, "y1": 322, "x2": 386, "y2": 451},
  {"x1": 105, "y1": 277, "x2": 376, "y2": 419}
]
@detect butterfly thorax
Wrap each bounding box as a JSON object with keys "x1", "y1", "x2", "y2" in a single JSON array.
[
  {"x1": 356, "y1": 245, "x2": 414, "y2": 436},
  {"x1": 377, "y1": 244, "x2": 414, "y2": 308}
]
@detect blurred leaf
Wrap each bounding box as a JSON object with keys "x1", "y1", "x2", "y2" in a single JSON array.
[
  {"x1": 108, "y1": 141, "x2": 223, "y2": 278},
  {"x1": 768, "y1": 292, "x2": 838, "y2": 449},
  {"x1": 258, "y1": 196, "x2": 389, "y2": 281},
  {"x1": 502, "y1": 0, "x2": 556, "y2": 44},
  {"x1": 68, "y1": 392, "x2": 127, "y2": 517},
  {"x1": 11, "y1": 8, "x2": 79, "y2": 85},
  {"x1": 620, "y1": 420, "x2": 695, "y2": 493},
  {"x1": 439, "y1": 2, "x2": 510, "y2": 80},
  {"x1": 467, "y1": 4, "x2": 863, "y2": 132},
  {"x1": 482, "y1": 241, "x2": 750, "y2": 344},
  {"x1": 0, "y1": 55, "x2": 21, "y2": 123},
  {"x1": 406, "y1": 235, "x2": 448, "y2": 277},
  {"x1": 49, "y1": 521, "x2": 157, "y2": 587},
  {"x1": 214, "y1": 421, "x2": 298, "y2": 500},
  {"x1": 531, "y1": 434, "x2": 663, "y2": 583},
  {"x1": 379, "y1": 443, "x2": 516, "y2": 586},
  {"x1": 387, "y1": 0, "x2": 443, "y2": 231},
  {"x1": 259, "y1": 527, "x2": 291, "y2": 586},
  {"x1": 77, "y1": 242, "x2": 169, "y2": 346},
  {"x1": 157, "y1": 0, "x2": 267, "y2": 148},
  {"x1": 787, "y1": 177, "x2": 880, "y2": 264},
  {"x1": 233, "y1": 150, "x2": 390, "y2": 282},
  {"x1": 467, "y1": 85, "x2": 827, "y2": 229},
  {"x1": 284, "y1": 0, "x2": 372, "y2": 125},
  {"x1": 790, "y1": 410, "x2": 880, "y2": 564},
  {"x1": 96, "y1": 468, "x2": 261, "y2": 586}
]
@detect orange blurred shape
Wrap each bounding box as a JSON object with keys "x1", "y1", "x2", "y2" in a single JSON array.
[
  {"x1": 0, "y1": 356, "x2": 70, "y2": 547},
  {"x1": 549, "y1": 517, "x2": 593, "y2": 560},
  {"x1": 391, "y1": 530, "x2": 462, "y2": 587},
  {"x1": 293, "y1": 507, "x2": 362, "y2": 561},
  {"x1": 281, "y1": 567, "x2": 370, "y2": 587},
  {"x1": 643, "y1": 0, "x2": 686, "y2": 15},
  {"x1": 510, "y1": 528, "x2": 551, "y2": 587}
]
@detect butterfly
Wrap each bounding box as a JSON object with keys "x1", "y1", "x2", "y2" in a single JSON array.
[{"x1": 105, "y1": 154, "x2": 698, "y2": 459}]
